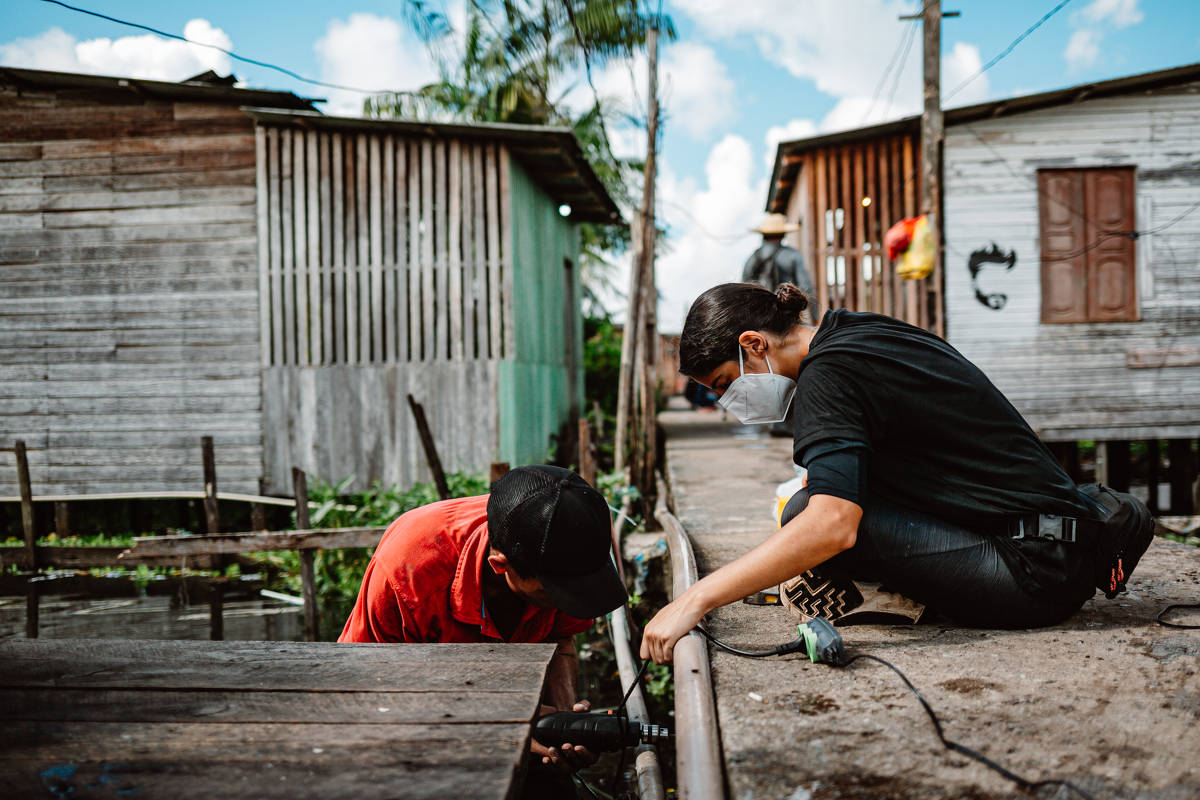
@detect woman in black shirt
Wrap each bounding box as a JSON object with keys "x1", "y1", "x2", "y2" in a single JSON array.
[{"x1": 640, "y1": 282, "x2": 1153, "y2": 665}]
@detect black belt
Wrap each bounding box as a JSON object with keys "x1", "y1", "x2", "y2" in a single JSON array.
[{"x1": 1008, "y1": 513, "x2": 1078, "y2": 543}]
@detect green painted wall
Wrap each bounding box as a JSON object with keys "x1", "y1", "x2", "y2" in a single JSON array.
[{"x1": 498, "y1": 157, "x2": 583, "y2": 467}]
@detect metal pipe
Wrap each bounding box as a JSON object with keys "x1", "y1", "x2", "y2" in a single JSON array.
[
  {"x1": 608, "y1": 497, "x2": 665, "y2": 800},
  {"x1": 655, "y1": 479, "x2": 725, "y2": 800}
]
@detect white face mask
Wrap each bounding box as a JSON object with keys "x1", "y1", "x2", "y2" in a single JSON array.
[{"x1": 717, "y1": 348, "x2": 797, "y2": 425}]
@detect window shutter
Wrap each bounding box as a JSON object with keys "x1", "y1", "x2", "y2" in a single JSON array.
[
  {"x1": 1084, "y1": 168, "x2": 1138, "y2": 322},
  {"x1": 1039, "y1": 171, "x2": 1088, "y2": 323}
]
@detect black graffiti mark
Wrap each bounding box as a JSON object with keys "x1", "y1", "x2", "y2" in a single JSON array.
[{"x1": 968, "y1": 242, "x2": 1017, "y2": 310}]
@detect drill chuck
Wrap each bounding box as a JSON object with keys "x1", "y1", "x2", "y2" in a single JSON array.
[{"x1": 533, "y1": 712, "x2": 672, "y2": 753}]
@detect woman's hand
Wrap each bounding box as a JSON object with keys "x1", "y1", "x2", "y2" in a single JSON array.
[{"x1": 639, "y1": 593, "x2": 707, "y2": 665}]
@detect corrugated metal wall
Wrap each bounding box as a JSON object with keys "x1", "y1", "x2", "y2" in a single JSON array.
[
  {"x1": 944, "y1": 82, "x2": 1200, "y2": 441},
  {"x1": 255, "y1": 124, "x2": 513, "y2": 493},
  {"x1": 0, "y1": 91, "x2": 263, "y2": 495}
]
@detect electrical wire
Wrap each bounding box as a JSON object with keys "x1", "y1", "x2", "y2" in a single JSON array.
[
  {"x1": 610, "y1": 657, "x2": 651, "y2": 794},
  {"x1": 700, "y1": 628, "x2": 1098, "y2": 800},
  {"x1": 36, "y1": 0, "x2": 405, "y2": 96},
  {"x1": 945, "y1": 0, "x2": 1078, "y2": 104},
  {"x1": 861, "y1": 18, "x2": 918, "y2": 126},
  {"x1": 882, "y1": 22, "x2": 919, "y2": 119}
]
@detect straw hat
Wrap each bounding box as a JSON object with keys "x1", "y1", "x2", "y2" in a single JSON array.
[{"x1": 752, "y1": 213, "x2": 800, "y2": 236}]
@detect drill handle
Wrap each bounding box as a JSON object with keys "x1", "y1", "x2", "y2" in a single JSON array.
[{"x1": 532, "y1": 711, "x2": 639, "y2": 753}]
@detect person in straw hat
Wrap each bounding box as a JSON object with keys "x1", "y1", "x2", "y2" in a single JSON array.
[
  {"x1": 742, "y1": 213, "x2": 815, "y2": 435},
  {"x1": 742, "y1": 213, "x2": 815, "y2": 321}
]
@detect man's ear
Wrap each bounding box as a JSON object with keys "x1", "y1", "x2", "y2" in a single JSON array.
[
  {"x1": 737, "y1": 330, "x2": 768, "y2": 356},
  {"x1": 487, "y1": 549, "x2": 509, "y2": 575}
]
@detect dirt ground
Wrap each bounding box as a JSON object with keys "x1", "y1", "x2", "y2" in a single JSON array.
[{"x1": 660, "y1": 407, "x2": 1200, "y2": 800}]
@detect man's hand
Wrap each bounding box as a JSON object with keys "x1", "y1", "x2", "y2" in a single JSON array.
[
  {"x1": 639, "y1": 592, "x2": 707, "y2": 665},
  {"x1": 531, "y1": 700, "x2": 599, "y2": 772}
]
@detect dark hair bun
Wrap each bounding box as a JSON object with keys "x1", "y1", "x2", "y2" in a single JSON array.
[{"x1": 775, "y1": 283, "x2": 809, "y2": 314}]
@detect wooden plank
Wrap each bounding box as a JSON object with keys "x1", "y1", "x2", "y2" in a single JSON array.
[
  {"x1": 0, "y1": 721, "x2": 528, "y2": 800},
  {"x1": 434, "y1": 139, "x2": 449, "y2": 361},
  {"x1": 382, "y1": 134, "x2": 396, "y2": 363},
  {"x1": 267, "y1": 127, "x2": 283, "y2": 366},
  {"x1": 0, "y1": 545, "x2": 221, "y2": 570},
  {"x1": 486, "y1": 144, "x2": 502, "y2": 358},
  {"x1": 369, "y1": 134, "x2": 384, "y2": 362},
  {"x1": 280, "y1": 128, "x2": 295, "y2": 365},
  {"x1": 0, "y1": 689, "x2": 539, "y2": 725},
  {"x1": 0, "y1": 644, "x2": 554, "y2": 692},
  {"x1": 395, "y1": 138, "x2": 409, "y2": 362},
  {"x1": 201, "y1": 436, "x2": 220, "y2": 534},
  {"x1": 499, "y1": 145, "x2": 514, "y2": 358},
  {"x1": 332, "y1": 133, "x2": 346, "y2": 364},
  {"x1": 409, "y1": 140, "x2": 422, "y2": 361},
  {"x1": 0, "y1": 639, "x2": 556, "y2": 668},
  {"x1": 307, "y1": 129, "x2": 322, "y2": 365},
  {"x1": 254, "y1": 127, "x2": 271, "y2": 367},
  {"x1": 293, "y1": 130, "x2": 310, "y2": 365},
  {"x1": 319, "y1": 132, "x2": 334, "y2": 363},
  {"x1": 839, "y1": 145, "x2": 853, "y2": 309},
  {"x1": 449, "y1": 139, "x2": 464, "y2": 362},
  {"x1": 853, "y1": 144, "x2": 867, "y2": 312},
  {"x1": 864, "y1": 139, "x2": 880, "y2": 314},
  {"x1": 474, "y1": 144, "x2": 490, "y2": 358},
  {"x1": 422, "y1": 138, "x2": 435, "y2": 361},
  {"x1": 878, "y1": 138, "x2": 893, "y2": 317},
  {"x1": 813, "y1": 148, "x2": 829, "y2": 317},
  {"x1": 345, "y1": 134, "x2": 359, "y2": 364},
  {"x1": 122, "y1": 527, "x2": 386, "y2": 557},
  {"x1": 357, "y1": 134, "x2": 372, "y2": 362},
  {"x1": 1126, "y1": 346, "x2": 1200, "y2": 368},
  {"x1": 461, "y1": 143, "x2": 477, "y2": 358}
]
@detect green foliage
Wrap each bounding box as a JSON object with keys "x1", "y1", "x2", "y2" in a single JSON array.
[{"x1": 584, "y1": 316, "x2": 622, "y2": 417}]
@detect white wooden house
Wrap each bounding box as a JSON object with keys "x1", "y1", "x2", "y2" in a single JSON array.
[
  {"x1": 765, "y1": 62, "x2": 1200, "y2": 512},
  {"x1": 0, "y1": 67, "x2": 619, "y2": 498}
]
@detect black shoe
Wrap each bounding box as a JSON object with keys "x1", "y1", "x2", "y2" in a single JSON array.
[{"x1": 781, "y1": 569, "x2": 925, "y2": 626}]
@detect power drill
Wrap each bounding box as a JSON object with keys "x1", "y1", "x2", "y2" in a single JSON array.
[{"x1": 533, "y1": 711, "x2": 672, "y2": 753}]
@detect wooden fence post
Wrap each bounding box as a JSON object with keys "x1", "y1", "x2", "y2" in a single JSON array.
[
  {"x1": 407, "y1": 394, "x2": 450, "y2": 500},
  {"x1": 209, "y1": 584, "x2": 224, "y2": 641},
  {"x1": 201, "y1": 436, "x2": 220, "y2": 534},
  {"x1": 294, "y1": 468, "x2": 319, "y2": 642},
  {"x1": 54, "y1": 502, "x2": 69, "y2": 538},
  {"x1": 578, "y1": 418, "x2": 596, "y2": 487},
  {"x1": 15, "y1": 441, "x2": 39, "y2": 639}
]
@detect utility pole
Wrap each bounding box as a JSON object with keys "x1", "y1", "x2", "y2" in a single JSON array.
[
  {"x1": 900, "y1": 2, "x2": 957, "y2": 337},
  {"x1": 615, "y1": 18, "x2": 660, "y2": 518}
]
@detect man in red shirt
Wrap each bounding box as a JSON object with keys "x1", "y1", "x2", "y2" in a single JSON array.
[{"x1": 339, "y1": 465, "x2": 626, "y2": 773}]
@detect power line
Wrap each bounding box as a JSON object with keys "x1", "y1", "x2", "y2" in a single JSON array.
[
  {"x1": 882, "y1": 22, "x2": 919, "y2": 118},
  {"x1": 944, "y1": 0, "x2": 1077, "y2": 104},
  {"x1": 861, "y1": 20, "x2": 916, "y2": 125},
  {"x1": 37, "y1": 0, "x2": 404, "y2": 96}
]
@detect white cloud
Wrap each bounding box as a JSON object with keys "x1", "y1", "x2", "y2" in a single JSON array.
[
  {"x1": 0, "y1": 20, "x2": 232, "y2": 81},
  {"x1": 1079, "y1": 0, "x2": 1143, "y2": 28},
  {"x1": 1064, "y1": 28, "x2": 1102, "y2": 70},
  {"x1": 314, "y1": 13, "x2": 440, "y2": 116},
  {"x1": 675, "y1": 0, "x2": 921, "y2": 100},
  {"x1": 655, "y1": 135, "x2": 766, "y2": 331},
  {"x1": 942, "y1": 42, "x2": 990, "y2": 106}
]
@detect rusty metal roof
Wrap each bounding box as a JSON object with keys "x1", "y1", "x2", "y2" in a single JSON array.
[
  {"x1": 0, "y1": 65, "x2": 319, "y2": 111},
  {"x1": 766, "y1": 60, "x2": 1200, "y2": 212},
  {"x1": 243, "y1": 108, "x2": 623, "y2": 225}
]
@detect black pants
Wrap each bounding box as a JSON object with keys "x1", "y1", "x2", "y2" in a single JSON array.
[{"x1": 781, "y1": 489, "x2": 1097, "y2": 628}]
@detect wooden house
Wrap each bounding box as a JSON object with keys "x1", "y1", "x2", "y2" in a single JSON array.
[
  {"x1": 0, "y1": 67, "x2": 620, "y2": 497},
  {"x1": 766, "y1": 63, "x2": 1200, "y2": 512}
]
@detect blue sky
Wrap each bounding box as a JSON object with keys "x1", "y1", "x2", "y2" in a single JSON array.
[{"x1": 4, "y1": 0, "x2": 1198, "y2": 329}]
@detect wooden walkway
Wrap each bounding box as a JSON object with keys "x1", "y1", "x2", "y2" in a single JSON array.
[{"x1": 0, "y1": 639, "x2": 555, "y2": 799}]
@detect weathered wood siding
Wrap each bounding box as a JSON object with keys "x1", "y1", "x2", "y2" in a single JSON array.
[
  {"x1": 944, "y1": 81, "x2": 1200, "y2": 441},
  {"x1": 256, "y1": 125, "x2": 509, "y2": 493},
  {"x1": 0, "y1": 89, "x2": 263, "y2": 494}
]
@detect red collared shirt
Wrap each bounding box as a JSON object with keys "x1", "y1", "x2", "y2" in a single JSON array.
[{"x1": 338, "y1": 494, "x2": 593, "y2": 644}]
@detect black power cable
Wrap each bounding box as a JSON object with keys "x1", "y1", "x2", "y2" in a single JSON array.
[{"x1": 699, "y1": 626, "x2": 1098, "y2": 800}]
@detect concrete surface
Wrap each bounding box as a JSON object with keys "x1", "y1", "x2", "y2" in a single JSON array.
[{"x1": 660, "y1": 408, "x2": 1200, "y2": 800}]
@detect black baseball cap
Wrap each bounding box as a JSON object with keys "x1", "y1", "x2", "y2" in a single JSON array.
[{"x1": 487, "y1": 465, "x2": 627, "y2": 619}]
